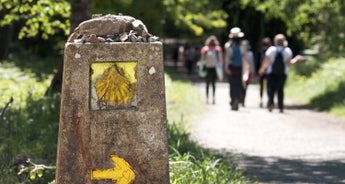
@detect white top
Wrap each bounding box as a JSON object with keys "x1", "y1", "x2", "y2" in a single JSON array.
[
  {"x1": 265, "y1": 46, "x2": 293, "y2": 74},
  {"x1": 247, "y1": 51, "x2": 255, "y2": 74}
]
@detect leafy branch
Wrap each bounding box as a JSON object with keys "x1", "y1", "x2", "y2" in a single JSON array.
[
  {"x1": 17, "y1": 158, "x2": 56, "y2": 180},
  {"x1": 0, "y1": 0, "x2": 71, "y2": 39}
]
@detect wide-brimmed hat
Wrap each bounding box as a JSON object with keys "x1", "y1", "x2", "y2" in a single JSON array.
[{"x1": 229, "y1": 27, "x2": 244, "y2": 38}]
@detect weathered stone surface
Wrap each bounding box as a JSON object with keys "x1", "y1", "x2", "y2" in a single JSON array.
[
  {"x1": 68, "y1": 14, "x2": 152, "y2": 43},
  {"x1": 120, "y1": 33, "x2": 129, "y2": 42},
  {"x1": 56, "y1": 42, "x2": 169, "y2": 184}
]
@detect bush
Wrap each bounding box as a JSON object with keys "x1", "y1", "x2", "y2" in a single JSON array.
[
  {"x1": 0, "y1": 60, "x2": 59, "y2": 183},
  {"x1": 286, "y1": 57, "x2": 345, "y2": 117}
]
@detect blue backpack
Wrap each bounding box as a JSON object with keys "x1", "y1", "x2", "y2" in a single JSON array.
[{"x1": 231, "y1": 44, "x2": 242, "y2": 67}]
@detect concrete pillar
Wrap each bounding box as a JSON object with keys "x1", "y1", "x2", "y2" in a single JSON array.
[{"x1": 56, "y1": 15, "x2": 169, "y2": 184}]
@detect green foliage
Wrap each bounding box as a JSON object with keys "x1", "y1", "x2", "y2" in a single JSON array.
[
  {"x1": 18, "y1": 159, "x2": 56, "y2": 182},
  {"x1": 2, "y1": 0, "x2": 345, "y2": 58},
  {"x1": 162, "y1": 0, "x2": 227, "y2": 36},
  {"x1": 0, "y1": 0, "x2": 70, "y2": 39},
  {"x1": 241, "y1": 0, "x2": 345, "y2": 56},
  {"x1": 286, "y1": 57, "x2": 345, "y2": 117},
  {"x1": 0, "y1": 59, "x2": 60, "y2": 183},
  {"x1": 92, "y1": 0, "x2": 165, "y2": 37},
  {"x1": 92, "y1": 0, "x2": 227, "y2": 38}
]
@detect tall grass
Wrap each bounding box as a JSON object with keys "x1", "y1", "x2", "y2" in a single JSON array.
[
  {"x1": 0, "y1": 59, "x2": 59, "y2": 183},
  {"x1": 286, "y1": 57, "x2": 345, "y2": 118}
]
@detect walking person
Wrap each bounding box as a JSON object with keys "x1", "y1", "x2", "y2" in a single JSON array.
[
  {"x1": 185, "y1": 44, "x2": 199, "y2": 75},
  {"x1": 224, "y1": 27, "x2": 250, "y2": 110},
  {"x1": 256, "y1": 37, "x2": 272, "y2": 107},
  {"x1": 241, "y1": 40, "x2": 255, "y2": 107},
  {"x1": 200, "y1": 35, "x2": 223, "y2": 104},
  {"x1": 258, "y1": 34, "x2": 302, "y2": 113}
]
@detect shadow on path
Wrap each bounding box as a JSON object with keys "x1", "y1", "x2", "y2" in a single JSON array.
[
  {"x1": 227, "y1": 153, "x2": 345, "y2": 184},
  {"x1": 284, "y1": 104, "x2": 313, "y2": 110}
]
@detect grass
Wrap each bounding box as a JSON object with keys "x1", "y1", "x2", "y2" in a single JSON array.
[
  {"x1": 165, "y1": 68, "x2": 254, "y2": 183},
  {"x1": 0, "y1": 57, "x2": 254, "y2": 183},
  {"x1": 286, "y1": 57, "x2": 345, "y2": 118},
  {"x1": 165, "y1": 67, "x2": 205, "y2": 127},
  {"x1": 0, "y1": 58, "x2": 60, "y2": 184}
]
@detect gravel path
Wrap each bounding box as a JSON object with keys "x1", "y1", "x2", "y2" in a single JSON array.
[{"x1": 190, "y1": 82, "x2": 345, "y2": 184}]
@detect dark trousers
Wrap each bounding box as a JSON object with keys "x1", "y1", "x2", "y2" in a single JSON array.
[
  {"x1": 267, "y1": 74, "x2": 287, "y2": 110},
  {"x1": 205, "y1": 67, "x2": 217, "y2": 98},
  {"x1": 259, "y1": 74, "x2": 267, "y2": 100},
  {"x1": 186, "y1": 59, "x2": 195, "y2": 75},
  {"x1": 228, "y1": 66, "x2": 243, "y2": 105}
]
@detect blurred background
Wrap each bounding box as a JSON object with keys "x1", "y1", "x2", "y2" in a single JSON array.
[{"x1": 1, "y1": 0, "x2": 345, "y2": 183}]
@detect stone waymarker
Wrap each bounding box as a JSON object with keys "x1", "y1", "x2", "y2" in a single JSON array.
[{"x1": 55, "y1": 15, "x2": 169, "y2": 184}]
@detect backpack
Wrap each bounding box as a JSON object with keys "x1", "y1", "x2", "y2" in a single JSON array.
[
  {"x1": 271, "y1": 49, "x2": 285, "y2": 74},
  {"x1": 204, "y1": 47, "x2": 218, "y2": 68},
  {"x1": 230, "y1": 44, "x2": 242, "y2": 67}
]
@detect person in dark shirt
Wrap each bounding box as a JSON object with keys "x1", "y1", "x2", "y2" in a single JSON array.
[{"x1": 255, "y1": 37, "x2": 272, "y2": 108}]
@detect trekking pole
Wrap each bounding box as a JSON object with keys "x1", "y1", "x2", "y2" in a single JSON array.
[{"x1": 0, "y1": 97, "x2": 14, "y2": 121}]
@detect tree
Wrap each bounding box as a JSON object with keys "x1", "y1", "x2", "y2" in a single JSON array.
[
  {"x1": 0, "y1": 0, "x2": 70, "y2": 40},
  {"x1": 0, "y1": 0, "x2": 92, "y2": 92},
  {"x1": 92, "y1": 0, "x2": 227, "y2": 40},
  {"x1": 49, "y1": 0, "x2": 91, "y2": 93},
  {"x1": 162, "y1": 0, "x2": 227, "y2": 37},
  {"x1": 70, "y1": 0, "x2": 91, "y2": 32},
  {"x1": 241, "y1": 0, "x2": 345, "y2": 56},
  {"x1": 0, "y1": 0, "x2": 71, "y2": 59}
]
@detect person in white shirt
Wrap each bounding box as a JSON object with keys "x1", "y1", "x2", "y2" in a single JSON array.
[{"x1": 259, "y1": 34, "x2": 301, "y2": 113}]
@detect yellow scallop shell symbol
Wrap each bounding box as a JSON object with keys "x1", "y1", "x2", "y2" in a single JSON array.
[{"x1": 95, "y1": 64, "x2": 135, "y2": 107}]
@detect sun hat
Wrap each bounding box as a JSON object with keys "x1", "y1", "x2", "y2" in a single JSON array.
[{"x1": 229, "y1": 27, "x2": 244, "y2": 38}]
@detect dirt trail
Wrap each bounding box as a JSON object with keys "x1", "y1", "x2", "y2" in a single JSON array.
[{"x1": 190, "y1": 82, "x2": 345, "y2": 184}]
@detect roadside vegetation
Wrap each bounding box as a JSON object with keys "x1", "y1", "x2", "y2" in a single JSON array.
[
  {"x1": 0, "y1": 57, "x2": 254, "y2": 183},
  {"x1": 0, "y1": 57, "x2": 60, "y2": 183},
  {"x1": 165, "y1": 67, "x2": 255, "y2": 183},
  {"x1": 286, "y1": 56, "x2": 345, "y2": 118}
]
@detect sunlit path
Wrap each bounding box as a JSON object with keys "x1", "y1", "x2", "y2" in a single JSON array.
[{"x1": 190, "y1": 82, "x2": 345, "y2": 184}]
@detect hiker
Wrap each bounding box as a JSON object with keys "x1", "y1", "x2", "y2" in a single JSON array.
[
  {"x1": 241, "y1": 40, "x2": 255, "y2": 107},
  {"x1": 255, "y1": 37, "x2": 272, "y2": 107},
  {"x1": 258, "y1": 34, "x2": 303, "y2": 113},
  {"x1": 224, "y1": 27, "x2": 250, "y2": 110},
  {"x1": 200, "y1": 35, "x2": 223, "y2": 104},
  {"x1": 185, "y1": 44, "x2": 199, "y2": 75}
]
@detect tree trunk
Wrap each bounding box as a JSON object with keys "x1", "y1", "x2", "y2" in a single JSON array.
[
  {"x1": 70, "y1": 0, "x2": 92, "y2": 32},
  {"x1": 0, "y1": 25, "x2": 13, "y2": 60},
  {"x1": 47, "y1": 0, "x2": 91, "y2": 94}
]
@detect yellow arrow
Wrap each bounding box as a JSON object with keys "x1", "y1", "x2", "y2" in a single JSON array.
[{"x1": 91, "y1": 155, "x2": 135, "y2": 184}]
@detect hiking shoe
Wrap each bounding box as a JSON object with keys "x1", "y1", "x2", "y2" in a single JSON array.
[
  {"x1": 231, "y1": 100, "x2": 239, "y2": 111},
  {"x1": 231, "y1": 106, "x2": 239, "y2": 111}
]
